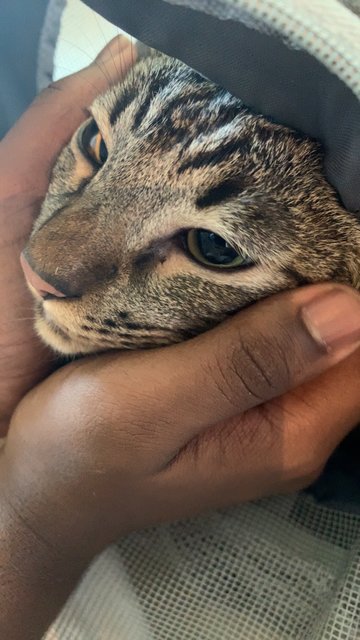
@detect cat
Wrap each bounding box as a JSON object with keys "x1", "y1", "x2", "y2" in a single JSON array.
[{"x1": 21, "y1": 52, "x2": 360, "y2": 356}]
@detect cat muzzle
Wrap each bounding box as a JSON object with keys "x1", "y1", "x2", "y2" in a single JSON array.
[{"x1": 20, "y1": 253, "x2": 67, "y2": 300}]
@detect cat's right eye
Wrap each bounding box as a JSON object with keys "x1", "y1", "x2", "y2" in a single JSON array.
[
  {"x1": 185, "y1": 229, "x2": 254, "y2": 269},
  {"x1": 78, "y1": 119, "x2": 108, "y2": 167}
]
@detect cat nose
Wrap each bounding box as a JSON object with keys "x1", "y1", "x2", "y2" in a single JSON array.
[{"x1": 20, "y1": 253, "x2": 67, "y2": 299}]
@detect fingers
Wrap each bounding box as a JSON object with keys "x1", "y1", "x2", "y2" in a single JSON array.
[
  {"x1": 157, "y1": 347, "x2": 360, "y2": 512},
  {"x1": 0, "y1": 36, "x2": 135, "y2": 197},
  {"x1": 280, "y1": 347, "x2": 360, "y2": 462},
  {"x1": 74, "y1": 283, "x2": 360, "y2": 458}
]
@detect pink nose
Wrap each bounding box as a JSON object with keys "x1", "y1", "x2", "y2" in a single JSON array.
[{"x1": 20, "y1": 253, "x2": 66, "y2": 299}]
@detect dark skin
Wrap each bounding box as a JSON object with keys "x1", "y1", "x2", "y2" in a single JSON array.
[{"x1": 0, "y1": 38, "x2": 360, "y2": 640}]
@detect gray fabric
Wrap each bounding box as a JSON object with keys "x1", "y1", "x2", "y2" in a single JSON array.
[
  {"x1": 37, "y1": 0, "x2": 66, "y2": 92},
  {"x1": 0, "y1": 0, "x2": 50, "y2": 138},
  {"x1": 83, "y1": 0, "x2": 360, "y2": 215}
]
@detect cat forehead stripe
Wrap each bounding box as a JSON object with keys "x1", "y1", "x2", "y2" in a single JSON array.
[
  {"x1": 109, "y1": 83, "x2": 138, "y2": 126},
  {"x1": 132, "y1": 69, "x2": 172, "y2": 131},
  {"x1": 196, "y1": 178, "x2": 247, "y2": 209},
  {"x1": 109, "y1": 65, "x2": 187, "y2": 128},
  {"x1": 110, "y1": 63, "x2": 216, "y2": 131},
  {"x1": 132, "y1": 68, "x2": 211, "y2": 132},
  {"x1": 178, "y1": 137, "x2": 251, "y2": 174}
]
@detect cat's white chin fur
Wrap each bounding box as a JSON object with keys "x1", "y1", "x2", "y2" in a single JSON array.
[{"x1": 35, "y1": 316, "x2": 98, "y2": 356}]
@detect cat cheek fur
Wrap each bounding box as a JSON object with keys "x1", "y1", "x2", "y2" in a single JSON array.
[{"x1": 24, "y1": 53, "x2": 360, "y2": 356}]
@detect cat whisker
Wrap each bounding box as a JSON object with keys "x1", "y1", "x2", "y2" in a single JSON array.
[
  {"x1": 92, "y1": 16, "x2": 124, "y2": 80},
  {"x1": 56, "y1": 34, "x2": 138, "y2": 91},
  {"x1": 57, "y1": 37, "x2": 103, "y2": 65},
  {"x1": 56, "y1": 42, "x2": 114, "y2": 89},
  {"x1": 54, "y1": 65, "x2": 115, "y2": 97}
]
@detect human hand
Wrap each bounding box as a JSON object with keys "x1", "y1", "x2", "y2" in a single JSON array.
[
  {"x1": 0, "y1": 36, "x2": 135, "y2": 435},
  {"x1": 0, "y1": 281, "x2": 359, "y2": 638}
]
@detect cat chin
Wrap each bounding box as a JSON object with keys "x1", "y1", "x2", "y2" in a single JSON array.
[
  {"x1": 34, "y1": 315, "x2": 99, "y2": 356},
  {"x1": 35, "y1": 312, "x2": 193, "y2": 356}
]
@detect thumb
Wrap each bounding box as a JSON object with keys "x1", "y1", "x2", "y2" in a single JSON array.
[{"x1": 65, "y1": 283, "x2": 360, "y2": 459}]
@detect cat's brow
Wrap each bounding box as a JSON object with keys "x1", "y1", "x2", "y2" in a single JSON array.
[
  {"x1": 133, "y1": 67, "x2": 213, "y2": 131},
  {"x1": 144, "y1": 86, "x2": 218, "y2": 136},
  {"x1": 177, "y1": 137, "x2": 251, "y2": 174},
  {"x1": 109, "y1": 84, "x2": 138, "y2": 126},
  {"x1": 132, "y1": 69, "x2": 172, "y2": 131},
  {"x1": 196, "y1": 178, "x2": 247, "y2": 208}
]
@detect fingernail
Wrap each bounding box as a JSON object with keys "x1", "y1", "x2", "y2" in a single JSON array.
[{"x1": 302, "y1": 288, "x2": 360, "y2": 352}]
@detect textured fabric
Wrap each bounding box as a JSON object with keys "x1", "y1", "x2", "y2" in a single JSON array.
[
  {"x1": 46, "y1": 495, "x2": 360, "y2": 640},
  {"x1": 37, "y1": 0, "x2": 66, "y2": 91},
  {"x1": 0, "y1": 0, "x2": 49, "y2": 137},
  {"x1": 39, "y1": 2, "x2": 360, "y2": 639},
  {"x1": 83, "y1": 0, "x2": 360, "y2": 214},
  {"x1": 168, "y1": 0, "x2": 360, "y2": 96}
]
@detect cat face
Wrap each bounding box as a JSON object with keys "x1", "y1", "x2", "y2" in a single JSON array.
[{"x1": 23, "y1": 54, "x2": 360, "y2": 355}]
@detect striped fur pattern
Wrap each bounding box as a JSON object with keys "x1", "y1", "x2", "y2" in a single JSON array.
[{"x1": 25, "y1": 53, "x2": 360, "y2": 355}]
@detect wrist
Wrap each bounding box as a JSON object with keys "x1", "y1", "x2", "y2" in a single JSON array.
[{"x1": 0, "y1": 490, "x2": 92, "y2": 639}]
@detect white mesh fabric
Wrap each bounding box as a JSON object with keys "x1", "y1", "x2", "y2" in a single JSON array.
[{"x1": 46, "y1": 494, "x2": 360, "y2": 640}]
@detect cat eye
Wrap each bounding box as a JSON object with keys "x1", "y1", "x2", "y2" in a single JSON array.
[
  {"x1": 186, "y1": 229, "x2": 253, "y2": 269},
  {"x1": 79, "y1": 119, "x2": 108, "y2": 166}
]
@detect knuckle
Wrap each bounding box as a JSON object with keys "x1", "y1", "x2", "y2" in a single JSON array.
[
  {"x1": 206, "y1": 351, "x2": 249, "y2": 412},
  {"x1": 236, "y1": 337, "x2": 278, "y2": 397},
  {"x1": 35, "y1": 80, "x2": 67, "y2": 104},
  {"x1": 212, "y1": 327, "x2": 296, "y2": 408},
  {"x1": 278, "y1": 400, "x2": 329, "y2": 486},
  {"x1": 244, "y1": 325, "x2": 304, "y2": 395},
  {"x1": 44, "y1": 80, "x2": 65, "y2": 94},
  {"x1": 221, "y1": 410, "x2": 276, "y2": 462},
  {"x1": 34, "y1": 80, "x2": 89, "y2": 120},
  {"x1": 286, "y1": 457, "x2": 325, "y2": 491}
]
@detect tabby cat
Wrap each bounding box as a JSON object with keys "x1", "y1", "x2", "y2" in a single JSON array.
[{"x1": 21, "y1": 53, "x2": 360, "y2": 356}]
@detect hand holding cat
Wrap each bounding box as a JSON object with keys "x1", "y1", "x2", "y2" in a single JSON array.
[
  {"x1": 0, "y1": 36, "x2": 135, "y2": 435},
  {"x1": 0, "y1": 37, "x2": 360, "y2": 639}
]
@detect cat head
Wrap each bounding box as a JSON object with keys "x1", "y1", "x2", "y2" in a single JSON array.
[{"x1": 23, "y1": 54, "x2": 360, "y2": 355}]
